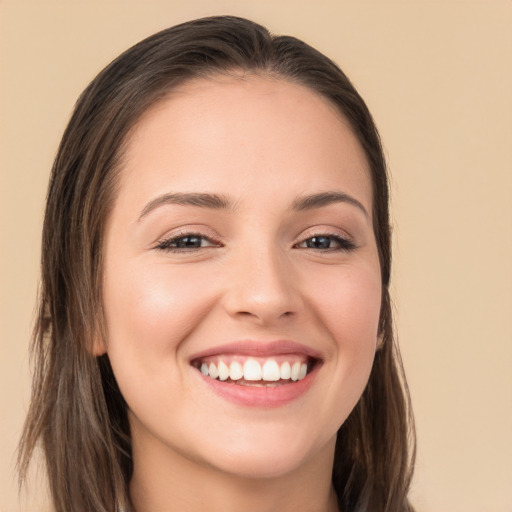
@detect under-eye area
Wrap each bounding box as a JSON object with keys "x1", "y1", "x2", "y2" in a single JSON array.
[{"x1": 191, "y1": 355, "x2": 322, "y2": 386}]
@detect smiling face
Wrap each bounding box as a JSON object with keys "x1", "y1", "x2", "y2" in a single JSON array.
[{"x1": 100, "y1": 75, "x2": 382, "y2": 482}]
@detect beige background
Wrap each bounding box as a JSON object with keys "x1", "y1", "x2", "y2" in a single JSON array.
[{"x1": 1, "y1": 1, "x2": 511, "y2": 511}]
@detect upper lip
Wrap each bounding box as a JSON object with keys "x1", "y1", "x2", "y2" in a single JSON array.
[{"x1": 189, "y1": 339, "x2": 323, "y2": 362}]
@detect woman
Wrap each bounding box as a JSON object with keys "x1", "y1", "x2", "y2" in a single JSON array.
[{"x1": 18, "y1": 15, "x2": 415, "y2": 512}]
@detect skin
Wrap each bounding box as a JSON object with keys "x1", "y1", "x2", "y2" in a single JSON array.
[{"x1": 98, "y1": 75, "x2": 382, "y2": 512}]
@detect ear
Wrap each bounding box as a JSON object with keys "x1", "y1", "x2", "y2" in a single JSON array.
[
  {"x1": 90, "y1": 333, "x2": 107, "y2": 356},
  {"x1": 375, "y1": 334, "x2": 385, "y2": 352}
]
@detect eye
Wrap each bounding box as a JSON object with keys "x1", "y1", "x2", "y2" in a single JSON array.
[
  {"x1": 296, "y1": 234, "x2": 356, "y2": 251},
  {"x1": 155, "y1": 233, "x2": 220, "y2": 252}
]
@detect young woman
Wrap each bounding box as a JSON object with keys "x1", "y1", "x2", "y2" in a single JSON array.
[{"x1": 18, "y1": 15, "x2": 415, "y2": 512}]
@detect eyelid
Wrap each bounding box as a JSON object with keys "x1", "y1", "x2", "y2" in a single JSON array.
[
  {"x1": 153, "y1": 227, "x2": 222, "y2": 252},
  {"x1": 151, "y1": 225, "x2": 357, "y2": 253},
  {"x1": 294, "y1": 228, "x2": 357, "y2": 251},
  {"x1": 296, "y1": 226, "x2": 354, "y2": 243}
]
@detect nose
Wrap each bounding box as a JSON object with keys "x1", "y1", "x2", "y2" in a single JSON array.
[{"x1": 223, "y1": 246, "x2": 303, "y2": 326}]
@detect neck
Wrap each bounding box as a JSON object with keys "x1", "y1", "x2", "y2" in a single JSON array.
[{"x1": 129, "y1": 433, "x2": 339, "y2": 512}]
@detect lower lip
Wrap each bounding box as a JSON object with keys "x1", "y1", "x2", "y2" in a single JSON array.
[{"x1": 196, "y1": 366, "x2": 319, "y2": 408}]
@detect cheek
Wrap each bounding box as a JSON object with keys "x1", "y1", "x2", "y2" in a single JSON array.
[
  {"x1": 309, "y1": 263, "x2": 382, "y2": 345},
  {"x1": 102, "y1": 262, "x2": 215, "y2": 374},
  {"x1": 101, "y1": 262, "x2": 221, "y2": 432},
  {"x1": 305, "y1": 263, "x2": 382, "y2": 417}
]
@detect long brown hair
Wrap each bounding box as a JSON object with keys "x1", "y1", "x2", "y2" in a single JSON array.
[{"x1": 18, "y1": 15, "x2": 415, "y2": 512}]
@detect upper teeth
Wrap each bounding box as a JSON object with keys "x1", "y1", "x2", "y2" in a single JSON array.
[{"x1": 199, "y1": 358, "x2": 308, "y2": 382}]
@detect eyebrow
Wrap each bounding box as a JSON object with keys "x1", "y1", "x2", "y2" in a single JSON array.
[
  {"x1": 292, "y1": 191, "x2": 369, "y2": 218},
  {"x1": 138, "y1": 190, "x2": 368, "y2": 220},
  {"x1": 138, "y1": 192, "x2": 234, "y2": 220}
]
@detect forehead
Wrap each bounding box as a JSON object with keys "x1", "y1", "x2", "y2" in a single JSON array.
[{"x1": 118, "y1": 74, "x2": 372, "y2": 214}]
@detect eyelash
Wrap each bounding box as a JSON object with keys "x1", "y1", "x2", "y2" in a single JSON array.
[
  {"x1": 295, "y1": 233, "x2": 357, "y2": 252},
  {"x1": 155, "y1": 232, "x2": 221, "y2": 252},
  {"x1": 154, "y1": 231, "x2": 356, "y2": 253}
]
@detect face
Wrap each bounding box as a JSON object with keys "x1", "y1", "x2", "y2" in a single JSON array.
[{"x1": 100, "y1": 75, "x2": 382, "y2": 480}]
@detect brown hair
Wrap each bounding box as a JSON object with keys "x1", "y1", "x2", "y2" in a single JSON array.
[{"x1": 18, "y1": 15, "x2": 415, "y2": 512}]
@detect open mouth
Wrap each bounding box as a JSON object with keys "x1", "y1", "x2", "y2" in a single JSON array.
[{"x1": 191, "y1": 355, "x2": 319, "y2": 387}]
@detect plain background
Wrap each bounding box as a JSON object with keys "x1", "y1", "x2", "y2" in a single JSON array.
[{"x1": 1, "y1": 1, "x2": 511, "y2": 511}]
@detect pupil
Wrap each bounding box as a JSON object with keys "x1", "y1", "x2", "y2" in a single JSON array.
[
  {"x1": 308, "y1": 236, "x2": 330, "y2": 249},
  {"x1": 177, "y1": 236, "x2": 201, "y2": 248}
]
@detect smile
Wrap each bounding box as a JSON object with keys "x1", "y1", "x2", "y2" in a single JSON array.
[
  {"x1": 189, "y1": 340, "x2": 322, "y2": 407},
  {"x1": 193, "y1": 356, "x2": 312, "y2": 385}
]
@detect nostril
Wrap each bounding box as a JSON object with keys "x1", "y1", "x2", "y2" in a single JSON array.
[
  {"x1": 224, "y1": 274, "x2": 303, "y2": 324},
  {"x1": 234, "y1": 310, "x2": 295, "y2": 323}
]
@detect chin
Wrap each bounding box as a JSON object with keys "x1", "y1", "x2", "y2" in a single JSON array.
[
  {"x1": 214, "y1": 450, "x2": 312, "y2": 480},
  {"x1": 196, "y1": 424, "x2": 335, "y2": 480}
]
